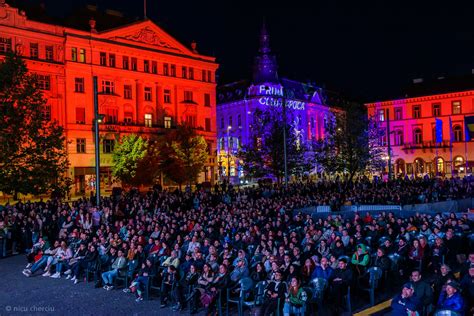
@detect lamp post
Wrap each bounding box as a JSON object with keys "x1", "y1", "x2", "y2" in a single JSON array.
[
  {"x1": 227, "y1": 126, "x2": 232, "y2": 183},
  {"x1": 92, "y1": 76, "x2": 104, "y2": 206}
]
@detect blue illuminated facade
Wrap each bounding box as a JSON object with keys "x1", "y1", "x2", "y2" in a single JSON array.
[{"x1": 216, "y1": 23, "x2": 338, "y2": 181}]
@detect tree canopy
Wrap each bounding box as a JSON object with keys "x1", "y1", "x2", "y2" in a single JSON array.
[{"x1": 0, "y1": 53, "x2": 70, "y2": 197}]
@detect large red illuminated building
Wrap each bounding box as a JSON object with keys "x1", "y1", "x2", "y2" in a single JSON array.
[
  {"x1": 0, "y1": 2, "x2": 218, "y2": 196},
  {"x1": 366, "y1": 76, "x2": 474, "y2": 177}
]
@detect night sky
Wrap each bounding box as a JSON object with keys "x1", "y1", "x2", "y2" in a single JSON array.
[{"x1": 13, "y1": 0, "x2": 474, "y2": 102}]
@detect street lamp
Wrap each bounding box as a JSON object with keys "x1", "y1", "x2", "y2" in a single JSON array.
[
  {"x1": 227, "y1": 125, "x2": 232, "y2": 183},
  {"x1": 92, "y1": 76, "x2": 105, "y2": 206}
]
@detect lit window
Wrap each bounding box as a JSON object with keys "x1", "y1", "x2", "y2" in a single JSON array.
[
  {"x1": 164, "y1": 116, "x2": 172, "y2": 129},
  {"x1": 144, "y1": 113, "x2": 153, "y2": 127},
  {"x1": 378, "y1": 109, "x2": 385, "y2": 121},
  {"x1": 71, "y1": 47, "x2": 77, "y2": 61},
  {"x1": 452, "y1": 101, "x2": 461, "y2": 114},
  {"x1": 79, "y1": 49, "x2": 86, "y2": 63}
]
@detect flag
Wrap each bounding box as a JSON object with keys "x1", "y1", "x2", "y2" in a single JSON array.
[
  {"x1": 449, "y1": 117, "x2": 454, "y2": 144},
  {"x1": 465, "y1": 115, "x2": 474, "y2": 141},
  {"x1": 435, "y1": 118, "x2": 443, "y2": 143}
]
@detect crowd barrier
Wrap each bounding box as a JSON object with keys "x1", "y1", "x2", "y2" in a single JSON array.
[{"x1": 295, "y1": 198, "x2": 474, "y2": 220}]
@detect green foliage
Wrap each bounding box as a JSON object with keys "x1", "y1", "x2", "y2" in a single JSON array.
[
  {"x1": 112, "y1": 134, "x2": 149, "y2": 186},
  {"x1": 0, "y1": 53, "x2": 70, "y2": 197},
  {"x1": 239, "y1": 107, "x2": 311, "y2": 182},
  {"x1": 313, "y1": 102, "x2": 386, "y2": 180},
  {"x1": 160, "y1": 125, "x2": 208, "y2": 186}
]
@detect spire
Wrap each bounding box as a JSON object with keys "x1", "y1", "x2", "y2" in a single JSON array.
[{"x1": 253, "y1": 20, "x2": 279, "y2": 84}]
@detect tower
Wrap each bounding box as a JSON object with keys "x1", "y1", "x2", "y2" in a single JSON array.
[{"x1": 252, "y1": 21, "x2": 279, "y2": 84}]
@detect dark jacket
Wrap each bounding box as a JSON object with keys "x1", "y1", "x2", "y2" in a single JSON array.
[
  {"x1": 330, "y1": 267, "x2": 353, "y2": 286},
  {"x1": 391, "y1": 294, "x2": 420, "y2": 315},
  {"x1": 412, "y1": 279, "x2": 433, "y2": 307},
  {"x1": 373, "y1": 255, "x2": 391, "y2": 272},
  {"x1": 265, "y1": 280, "x2": 287, "y2": 301}
]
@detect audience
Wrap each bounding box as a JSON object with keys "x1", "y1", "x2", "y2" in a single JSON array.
[{"x1": 0, "y1": 176, "x2": 471, "y2": 315}]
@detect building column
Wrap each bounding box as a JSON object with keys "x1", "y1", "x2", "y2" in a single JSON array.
[{"x1": 136, "y1": 80, "x2": 143, "y2": 124}]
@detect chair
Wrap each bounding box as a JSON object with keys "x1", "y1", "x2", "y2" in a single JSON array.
[
  {"x1": 114, "y1": 260, "x2": 138, "y2": 289},
  {"x1": 360, "y1": 267, "x2": 383, "y2": 306},
  {"x1": 309, "y1": 277, "x2": 327, "y2": 306},
  {"x1": 85, "y1": 259, "x2": 100, "y2": 283},
  {"x1": 226, "y1": 277, "x2": 254, "y2": 316},
  {"x1": 345, "y1": 286, "x2": 352, "y2": 314},
  {"x1": 433, "y1": 310, "x2": 461, "y2": 316}
]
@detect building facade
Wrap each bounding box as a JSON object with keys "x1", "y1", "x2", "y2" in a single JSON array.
[
  {"x1": 0, "y1": 3, "x2": 218, "y2": 195},
  {"x1": 366, "y1": 84, "x2": 474, "y2": 177},
  {"x1": 216, "y1": 24, "x2": 335, "y2": 183}
]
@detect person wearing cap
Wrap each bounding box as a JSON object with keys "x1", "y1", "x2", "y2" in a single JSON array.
[
  {"x1": 391, "y1": 282, "x2": 420, "y2": 316},
  {"x1": 230, "y1": 257, "x2": 249, "y2": 284},
  {"x1": 436, "y1": 281, "x2": 465, "y2": 314},
  {"x1": 259, "y1": 269, "x2": 287, "y2": 316}
]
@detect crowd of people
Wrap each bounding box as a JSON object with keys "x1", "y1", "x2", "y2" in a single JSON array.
[{"x1": 0, "y1": 177, "x2": 473, "y2": 315}]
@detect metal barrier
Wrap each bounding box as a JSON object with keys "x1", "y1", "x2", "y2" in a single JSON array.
[{"x1": 295, "y1": 198, "x2": 474, "y2": 220}]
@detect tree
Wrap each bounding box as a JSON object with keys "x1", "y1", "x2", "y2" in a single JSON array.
[
  {"x1": 0, "y1": 53, "x2": 70, "y2": 198},
  {"x1": 239, "y1": 107, "x2": 310, "y2": 182},
  {"x1": 112, "y1": 134, "x2": 149, "y2": 187},
  {"x1": 160, "y1": 125, "x2": 208, "y2": 187},
  {"x1": 313, "y1": 102, "x2": 386, "y2": 181}
]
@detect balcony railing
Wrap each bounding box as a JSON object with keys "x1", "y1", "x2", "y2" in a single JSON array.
[{"x1": 402, "y1": 140, "x2": 452, "y2": 150}]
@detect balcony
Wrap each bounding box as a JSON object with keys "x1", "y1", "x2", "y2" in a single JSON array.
[{"x1": 401, "y1": 140, "x2": 452, "y2": 152}]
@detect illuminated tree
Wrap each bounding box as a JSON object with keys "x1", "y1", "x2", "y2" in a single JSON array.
[
  {"x1": 160, "y1": 124, "x2": 208, "y2": 187},
  {"x1": 112, "y1": 134, "x2": 149, "y2": 187},
  {"x1": 239, "y1": 108, "x2": 310, "y2": 182},
  {"x1": 0, "y1": 53, "x2": 70, "y2": 198}
]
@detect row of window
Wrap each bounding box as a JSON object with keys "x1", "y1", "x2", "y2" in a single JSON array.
[
  {"x1": 0, "y1": 37, "x2": 56, "y2": 61},
  {"x1": 95, "y1": 51, "x2": 213, "y2": 82},
  {"x1": 76, "y1": 138, "x2": 115, "y2": 154},
  {"x1": 220, "y1": 115, "x2": 242, "y2": 129},
  {"x1": 377, "y1": 100, "x2": 463, "y2": 121},
  {"x1": 380, "y1": 124, "x2": 465, "y2": 146},
  {"x1": 72, "y1": 77, "x2": 211, "y2": 106},
  {"x1": 75, "y1": 106, "x2": 212, "y2": 131}
]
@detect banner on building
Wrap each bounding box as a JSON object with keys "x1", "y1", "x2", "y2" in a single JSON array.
[
  {"x1": 465, "y1": 116, "x2": 474, "y2": 141},
  {"x1": 435, "y1": 118, "x2": 443, "y2": 143}
]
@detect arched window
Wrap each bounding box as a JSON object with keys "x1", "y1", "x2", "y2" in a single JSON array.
[
  {"x1": 395, "y1": 159, "x2": 405, "y2": 175},
  {"x1": 453, "y1": 125, "x2": 463, "y2": 142},
  {"x1": 436, "y1": 157, "x2": 444, "y2": 173},
  {"x1": 454, "y1": 156, "x2": 465, "y2": 173},
  {"x1": 414, "y1": 158, "x2": 424, "y2": 174},
  {"x1": 395, "y1": 130, "x2": 404, "y2": 146},
  {"x1": 413, "y1": 128, "x2": 423, "y2": 144}
]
